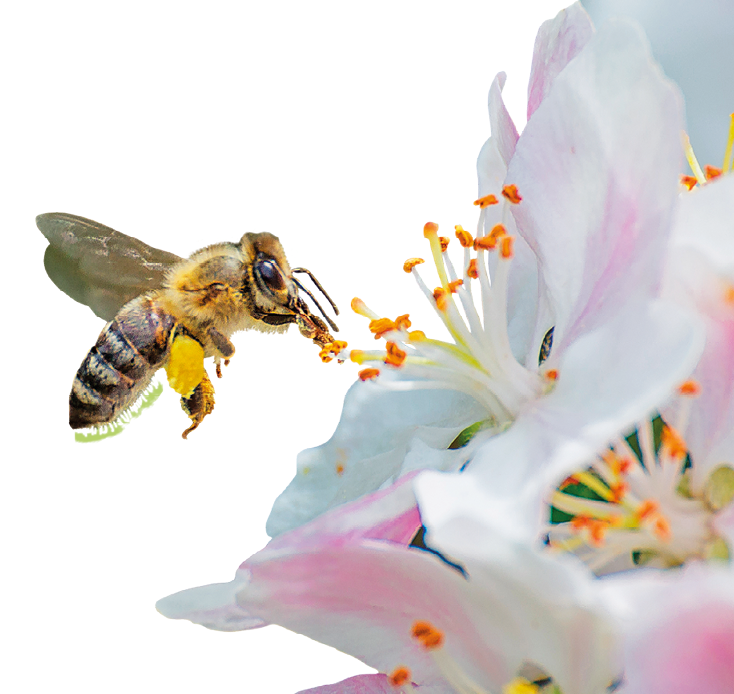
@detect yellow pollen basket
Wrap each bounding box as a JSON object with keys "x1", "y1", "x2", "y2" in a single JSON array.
[{"x1": 165, "y1": 333, "x2": 206, "y2": 398}]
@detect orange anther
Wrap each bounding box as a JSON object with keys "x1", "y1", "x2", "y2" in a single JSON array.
[
  {"x1": 587, "y1": 519, "x2": 607, "y2": 547},
  {"x1": 358, "y1": 368, "x2": 380, "y2": 381},
  {"x1": 467, "y1": 259, "x2": 479, "y2": 279},
  {"x1": 724, "y1": 285, "x2": 734, "y2": 305},
  {"x1": 439, "y1": 236, "x2": 450, "y2": 252},
  {"x1": 559, "y1": 474, "x2": 579, "y2": 490},
  {"x1": 609, "y1": 481, "x2": 628, "y2": 503},
  {"x1": 369, "y1": 317, "x2": 397, "y2": 339},
  {"x1": 636, "y1": 499, "x2": 659, "y2": 521},
  {"x1": 500, "y1": 235, "x2": 514, "y2": 259},
  {"x1": 411, "y1": 621, "x2": 444, "y2": 650},
  {"x1": 474, "y1": 235, "x2": 497, "y2": 251},
  {"x1": 488, "y1": 224, "x2": 507, "y2": 241},
  {"x1": 545, "y1": 369, "x2": 559, "y2": 381},
  {"x1": 423, "y1": 222, "x2": 439, "y2": 237},
  {"x1": 319, "y1": 346, "x2": 334, "y2": 363},
  {"x1": 454, "y1": 225, "x2": 473, "y2": 247},
  {"x1": 653, "y1": 515, "x2": 672, "y2": 541},
  {"x1": 448, "y1": 279, "x2": 463, "y2": 293},
  {"x1": 385, "y1": 341, "x2": 407, "y2": 367},
  {"x1": 473, "y1": 194, "x2": 499, "y2": 208},
  {"x1": 389, "y1": 667, "x2": 411, "y2": 687},
  {"x1": 678, "y1": 380, "x2": 701, "y2": 396},
  {"x1": 336, "y1": 463, "x2": 345, "y2": 476},
  {"x1": 680, "y1": 175, "x2": 698, "y2": 190},
  {"x1": 403, "y1": 257, "x2": 425, "y2": 273},
  {"x1": 433, "y1": 287, "x2": 449, "y2": 311},
  {"x1": 501, "y1": 184, "x2": 522, "y2": 204},
  {"x1": 395, "y1": 314, "x2": 412, "y2": 331},
  {"x1": 661, "y1": 425, "x2": 688, "y2": 460},
  {"x1": 705, "y1": 165, "x2": 723, "y2": 180}
]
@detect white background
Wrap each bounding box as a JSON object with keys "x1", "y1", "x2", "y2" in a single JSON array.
[{"x1": 4, "y1": 2, "x2": 568, "y2": 692}]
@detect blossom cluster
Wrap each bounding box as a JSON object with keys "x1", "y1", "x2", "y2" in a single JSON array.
[{"x1": 157, "y1": 4, "x2": 734, "y2": 693}]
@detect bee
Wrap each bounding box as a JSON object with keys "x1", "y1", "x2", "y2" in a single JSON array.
[{"x1": 38, "y1": 212, "x2": 339, "y2": 438}]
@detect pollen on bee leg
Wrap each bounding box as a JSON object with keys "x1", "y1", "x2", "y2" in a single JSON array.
[
  {"x1": 501, "y1": 184, "x2": 522, "y2": 204},
  {"x1": 358, "y1": 367, "x2": 380, "y2": 381},
  {"x1": 385, "y1": 341, "x2": 407, "y2": 366},
  {"x1": 403, "y1": 258, "x2": 425, "y2": 273},
  {"x1": 388, "y1": 667, "x2": 411, "y2": 687},
  {"x1": 351, "y1": 297, "x2": 380, "y2": 320}
]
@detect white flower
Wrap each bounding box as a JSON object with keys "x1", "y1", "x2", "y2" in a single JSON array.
[{"x1": 269, "y1": 3, "x2": 704, "y2": 537}]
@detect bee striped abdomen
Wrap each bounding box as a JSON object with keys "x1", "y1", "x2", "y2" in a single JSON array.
[{"x1": 69, "y1": 295, "x2": 176, "y2": 429}]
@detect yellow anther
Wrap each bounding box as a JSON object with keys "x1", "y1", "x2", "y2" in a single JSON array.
[
  {"x1": 503, "y1": 678, "x2": 539, "y2": 694},
  {"x1": 454, "y1": 225, "x2": 473, "y2": 247},
  {"x1": 473, "y1": 194, "x2": 499, "y2": 208},
  {"x1": 439, "y1": 236, "x2": 450, "y2": 252},
  {"x1": 349, "y1": 349, "x2": 367, "y2": 364},
  {"x1": 165, "y1": 333, "x2": 205, "y2": 397},
  {"x1": 351, "y1": 297, "x2": 380, "y2": 319},
  {"x1": 403, "y1": 257, "x2": 425, "y2": 273},
  {"x1": 408, "y1": 330, "x2": 426, "y2": 342},
  {"x1": 423, "y1": 221, "x2": 439, "y2": 238}
]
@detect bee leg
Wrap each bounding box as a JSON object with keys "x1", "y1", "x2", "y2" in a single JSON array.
[
  {"x1": 180, "y1": 371, "x2": 215, "y2": 439},
  {"x1": 208, "y1": 327, "x2": 235, "y2": 358},
  {"x1": 215, "y1": 357, "x2": 222, "y2": 379},
  {"x1": 295, "y1": 313, "x2": 334, "y2": 348}
]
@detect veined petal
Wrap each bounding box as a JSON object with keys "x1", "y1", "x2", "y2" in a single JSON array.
[
  {"x1": 527, "y1": 2, "x2": 595, "y2": 119},
  {"x1": 509, "y1": 19, "x2": 684, "y2": 359},
  {"x1": 266, "y1": 373, "x2": 485, "y2": 537},
  {"x1": 488, "y1": 72, "x2": 518, "y2": 166}
]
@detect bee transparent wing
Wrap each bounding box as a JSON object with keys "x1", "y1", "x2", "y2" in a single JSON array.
[{"x1": 37, "y1": 212, "x2": 183, "y2": 321}]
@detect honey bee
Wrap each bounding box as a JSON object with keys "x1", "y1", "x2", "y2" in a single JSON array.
[{"x1": 38, "y1": 212, "x2": 339, "y2": 438}]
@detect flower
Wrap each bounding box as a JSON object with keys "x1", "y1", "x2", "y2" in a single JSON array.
[
  {"x1": 158, "y1": 477, "x2": 620, "y2": 694},
  {"x1": 267, "y1": 3, "x2": 705, "y2": 537}
]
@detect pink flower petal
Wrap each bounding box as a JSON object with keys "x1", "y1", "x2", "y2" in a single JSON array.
[
  {"x1": 527, "y1": 2, "x2": 594, "y2": 119},
  {"x1": 297, "y1": 673, "x2": 434, "y2": 694},
  {"x1": 508, "y1": 19, "x2": 684, "y2": 359}
]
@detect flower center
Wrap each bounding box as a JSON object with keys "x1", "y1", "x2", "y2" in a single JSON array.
[
  {"x1": 680, "y1": 112, "x2": 734, "y2": 189},
  {"x1": 345, "y1": 186, "x2": 548, "y2": 434},
  {"x1": 548, "y1": 381, "x2": 734, "y2": 574}
]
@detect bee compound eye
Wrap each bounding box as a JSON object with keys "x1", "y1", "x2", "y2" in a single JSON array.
[{"x1": 258, "y1": 258, "x2": 286, "y2": 292}]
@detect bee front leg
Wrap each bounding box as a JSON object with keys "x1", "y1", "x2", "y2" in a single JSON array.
[
  {"x1": 180, "y1": 371, "x2": 215, "y2": 439},
  {"x1": 208, "y1": 327, "x2": 234, "y2": 380}
]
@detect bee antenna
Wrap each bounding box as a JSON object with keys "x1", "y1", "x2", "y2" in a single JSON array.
[
  {"x1": 291, "y1": 268, "x2": 339, "y2": 316},
  {"x1": 291, "y1": 276, "x2": 339, "y2": 332}
]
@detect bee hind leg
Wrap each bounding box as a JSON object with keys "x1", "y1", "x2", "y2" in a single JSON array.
[{"x1": 180, "y1": 372, "x2": 215, "y2": 439}]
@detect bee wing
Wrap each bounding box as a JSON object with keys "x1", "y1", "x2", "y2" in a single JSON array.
[{"x1": 37, "y1": 212, "x2": 183, "y2": 321}]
